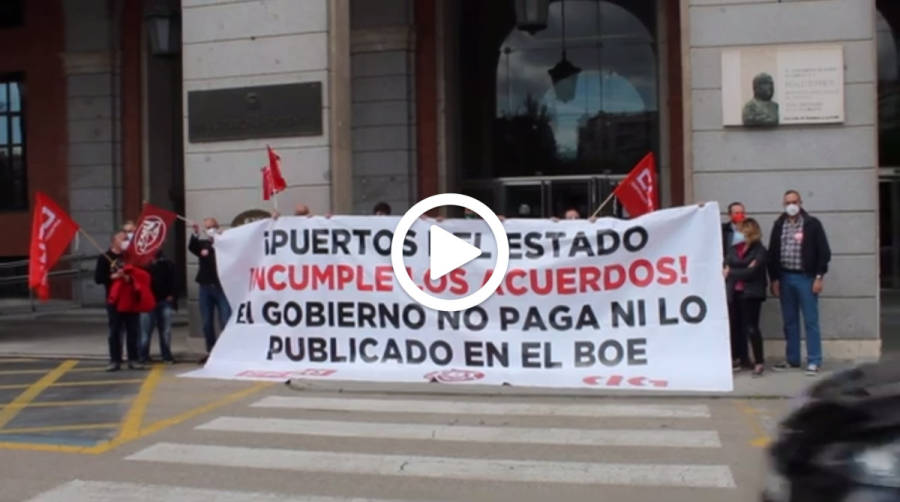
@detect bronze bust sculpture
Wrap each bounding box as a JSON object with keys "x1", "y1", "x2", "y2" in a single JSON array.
[{"x1": 742, "y1": 72, "x2": 779, "y2": 126}]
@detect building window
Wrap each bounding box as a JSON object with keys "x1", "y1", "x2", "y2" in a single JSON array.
[
  {"x1": 0, "y1": 76, "x2": 26, "y2": 211},
  {"x1": 0, "y1": 1, "x2": 23, "y2": 28}
]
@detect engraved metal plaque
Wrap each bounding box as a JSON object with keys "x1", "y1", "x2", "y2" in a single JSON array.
[{"x1": 188, "y1": 82, "x2": 323, "y2": 142}]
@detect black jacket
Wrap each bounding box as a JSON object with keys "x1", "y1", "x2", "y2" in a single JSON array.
[
  {"x1": 767, "y1": 210, "x2": 831, "y2": 280},
  {"x1": 147, "y1": 254, "x2": 177, "y2": 304},
  {"x1": 93, "y1": 250, "x2": 124, "y2": 296},
  {"x1": 725, "y1": 241, "x2": 768, "y2": 302},
  {"x1": 188, "y1": 234, "x2": 220, "y2": 286},
  {"x1": 721, "y1": 222, "x2": 735, "y2": 258}
]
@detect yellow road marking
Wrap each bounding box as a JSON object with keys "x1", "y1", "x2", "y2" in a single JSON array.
[
  {"x1": 735, "y1": 400, "x2": 772, "y2": 448},
  {"x1": 51, "y1": 379, "x2": 145, "y2": 387},
  {"x1": 137, "y1": 382, "x2": 272, "y2": 437},
  {"x1": 0, "y1": 366, "x2": 106, "y2": 375},
  {"x1": 0, "y1": 379, "x2": 143, "y2": 389},
  {"x1": 69, "y1": 366, "x2": 112, "y2": 373},
  {"x1": 0, "y1": 442, "x2": 92, "y2": 453},
  {"x1": 118, "y1": 364, "x2": 164, "y2": 440},
  {"x1": 0, "y1": 422, "x2": 119, "y2": 434},
  {"x1": 0, "y1": 380, "x2": 271, "y2": 455},
  {"x1": 0, "y1": 360, "x2": 78, "y2": 429},
  {"x1": 0, "y1": 369, "x2": 57, "y2": 376},
  {"x1": 0, "y1": 365, "x2": 106, "y2": 375},
  {"x1": 0, "y1": 398, "x2": 132, "y2": 409}
]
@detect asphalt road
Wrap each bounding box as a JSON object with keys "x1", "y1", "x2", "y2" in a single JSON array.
[{"x1": 0, "y1": 358, "x2": 789, "y2": 502}]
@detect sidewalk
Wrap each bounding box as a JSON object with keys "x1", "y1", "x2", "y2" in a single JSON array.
[
  {"x1": 0, "y1": 306, "x2": 207, "y2": 362},
  {"x1": 0, "y1": 305, "x2": 854, "y2": 398}
]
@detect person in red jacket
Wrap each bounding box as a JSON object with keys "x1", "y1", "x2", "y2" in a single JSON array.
[{"x1": 95, "y1": 232, "x2": 145, "y2": 372}]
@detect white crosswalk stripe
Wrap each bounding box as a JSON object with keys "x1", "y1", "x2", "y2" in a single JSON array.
[
  {"x1": 251, "y1": 395, "x2": 712, "y2": 418},
  {"x1": 126, "y1": 442, "x2": 737, "y2": 488},
  {"x1": 197, "y1": 416, "x2": 723, "y2": 448},
  {"x1": 24, "y1": 480, "x2": 430, "y2": 502},
  {"x1": 29, "y1": 393, "x2": 741, "y2": 500}
]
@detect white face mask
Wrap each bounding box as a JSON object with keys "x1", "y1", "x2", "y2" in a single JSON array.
[
  {"x1": 206, "y1": 228, "x2": 217, "y2": 237},
  {"x1": 785, "y1": 204, "x2": 801, "y2": 217},
  {"x1": 120, "y1": 240, "x2": 130, "y2": 251},
  {"x1": 126, "y1": 232, "x2": 134, "y2": 240}
]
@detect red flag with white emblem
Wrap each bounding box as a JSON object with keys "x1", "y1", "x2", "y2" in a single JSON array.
[
  {"x1": 125, "y1": 203, "x2": 177, "y2": 267},
  {"x1": 613, "y1": 152, "x2": 658, "y2": 218},
  {"x1": 28, "y1": 192, "x2": 80, "y2": 300}
]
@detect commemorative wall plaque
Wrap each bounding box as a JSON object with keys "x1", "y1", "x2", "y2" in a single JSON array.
[{"x1": 188, "y1": 82, "x2": 323, "y2": 142}]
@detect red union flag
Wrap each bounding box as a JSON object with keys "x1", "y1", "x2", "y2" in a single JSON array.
[
  {"x1": 28, "y1": 193, "x2": 80, "y2": 300},
  {"x1": 125, "y1": 203, "x2": 177, "y2": 267},
  {"x1": 262, "y1": 145, "x2": 287, "y2": 200},
  {"x1": 613, "y1": 152, "x2": 657, "y2": 218}
]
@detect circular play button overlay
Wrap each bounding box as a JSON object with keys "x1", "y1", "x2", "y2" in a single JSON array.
[{"x1": 390, "y1": 193, "x2": 510, "y2": 312}]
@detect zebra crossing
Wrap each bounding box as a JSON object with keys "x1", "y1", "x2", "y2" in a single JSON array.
[{"x1": 26, "y1": 392, "x2": 755, "y2": 501}]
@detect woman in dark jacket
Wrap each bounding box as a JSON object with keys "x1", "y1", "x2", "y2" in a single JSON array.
[{"x1": 725, "y1": 218, "x2": 768, "y2": 376}]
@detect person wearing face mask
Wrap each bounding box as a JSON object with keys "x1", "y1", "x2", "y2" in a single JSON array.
[
  {"x1": 122, "y1": 220, "x2": 136, "y2": 246},
  {"x1": 722, "y1": 202, "x2": 747, "y2": 368},
  {"x1": 767, "y1": 190, "x2": 831, "y2": 375},
  {"x1": 724, "y1": 218, "x2": 768, "y2": 376},
  {"x1": 722, "y1": 202, "x2": 746, "y2": 255},
  {"x1": 94, "y1": 231, "x2": 142, "y2": 371},
  {"x1": 189, "y1": 218, "x2": 232, "y2": 363}
]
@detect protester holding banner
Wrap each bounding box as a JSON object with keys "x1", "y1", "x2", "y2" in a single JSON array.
[
  {"x1": 140, "y1": 251, "x2": 177, "y2": 364},
  {"x1": 190, "y1": 218, "x2": 232, "y2": 361},
  {"x1": 724, "y1": 217, "x2": 768, "y2": 376},
  {"x1": 193, "y1": 204, "x2": 733, "y2": 391},
  {"x1": 721, "y1": 201, "x2": 746, "y2": 368},
  {"x1": 94, "y1": 231, "x2": 142, "y2": 372},
  {"x1": 373, "y1": 202, "x2": 391, "y2": 216}
]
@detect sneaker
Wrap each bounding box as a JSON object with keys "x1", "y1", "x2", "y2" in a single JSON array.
[
  {"x1": 105, "y1": 363, "x2": 121, "y2": 372},
  {"x1": 772, "y1": 362, "x2": 800, "y2": 371},
  {"x1": 805, "y1": 364, "x2": 820, "y2": 376},
  {"x1": 752, "y1": 365, "x2": 765, "y2": 377},
  {"x1": 127, "y1": 362, "x2": 145, "y2": 370}
]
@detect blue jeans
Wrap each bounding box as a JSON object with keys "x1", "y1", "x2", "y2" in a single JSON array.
[
  {"x1": 198, "y1": 283, "x2": 231, "y2": 352},
  {"x1": 779, "y1": 272, "x2": 822, "y2": 366},
  {"x1": 141, "y1": 300, "x2": 174, "y2": 362}
]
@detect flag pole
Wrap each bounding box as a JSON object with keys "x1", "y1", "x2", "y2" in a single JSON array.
[
  {"x1": 590, "y1": 191, "x2": 617, "y2": 219},
  {"x1": 175, "y1": 214, "x2": 194, "y2": 225},
  {"x1": 78, "y1": 228, "x2": 113, "y2": 263}
]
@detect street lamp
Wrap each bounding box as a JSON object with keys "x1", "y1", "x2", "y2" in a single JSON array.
[
  {"x1": 146, "y1": 9, "x2": 179, "y2": 56},
  {"x1": 548, "y1": 0, "x2": 580, "y2": 102},
  {"x1": 548, "y1": 55, "x2": 580, "y2": 103},
  {"x1": 514, "y1": 0, "x2": 550, "y2": 35}
]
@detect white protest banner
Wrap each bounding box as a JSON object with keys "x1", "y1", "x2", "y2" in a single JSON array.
[{"x1": 185, "y1": 203, "x2": 732, "y2": 392}]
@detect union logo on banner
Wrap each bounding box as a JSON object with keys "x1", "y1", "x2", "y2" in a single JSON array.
[
  {"x1": 425, "y1": 369, "x2": 485, "y2": 383},
  {"x1": 135, "y1": 216, "x2": 166, "y2": 256},
  {"x1": 127, "y1": 203, "x2": 177, "y2": 267}
]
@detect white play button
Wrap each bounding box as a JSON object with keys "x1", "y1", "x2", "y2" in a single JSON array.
[
  {"x1": 428, "y1": 225, "x2": 482, "y2": 280},
  {"x1": 391, "y1": 193, "x2": 509, "y2": 312}
]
